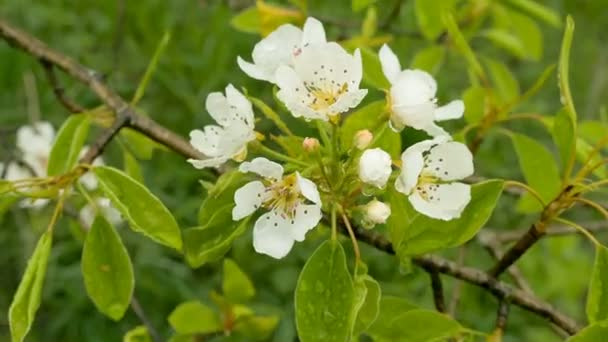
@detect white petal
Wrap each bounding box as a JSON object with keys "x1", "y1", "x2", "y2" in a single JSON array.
[
  {"x1": 17, "y1": 121, "x2": 55, "y2": 155},
  {"x1": 79, "y1": 203, "x2": 95, "y2": 228},
  {"x1": 409, "y1": 182, "x2": 471, "y2": 220},
  {"x1": 424, "y1": 141, "x2": 474, "y2": 181},
  {"x1": 435, "y1": 100, "x2": 464, "y2": 121},
  {"x1": 79, "y1": 171, "x2": 98, "y2": 190},
  {"x1": 391, "y1": 102, "x2": 437, "y2": 131},
  {"x1": 359, "y1": 148, "x2": 392, "y2": 189},
  {"x1": 421, "y1": 122, "x2": 449, "y2": 138},
  {"x1": 237, "y1": 56, "x2": 275, "y2": 82},
  {"x1": 205, "y1": 92, "x2": 232, "y2": 127},
  {"x1": 327, "y1": 89, "x2": 368, "y2": 115},
  {"x1": 253, "y1": 211, "x2": 295, "y2": 259},
  {"x1": 3, "y1": 162, "x2": 32, "y2": 181},
  {"x1": 289, "y1": 204, "x2": 322, "y2": 241},
  {"x1": 99, "y1": 198, "x2": 123, "y2": 226},
  {"x1": 390, "y1": 69, "x2": 437, "y2": 107},
  {"x1": 379, "y1": 44, "x2": 401, "y2": 84},
  {"x1": 187, "y1": 156, "x2": 229, "y2": 169},
  {"x1": 189, "y1": 127, "x2": 223, "y2": 157},
  {"x1": 301, "y1": 17, "x2": 326, "y2": 46},
  {"x1": 239, "y1": 157, "x2": 284, "y2": 180},
  {"x1": 296, "y1": 173, "x2": 321, "y2": 204},
  {"x1": 349, "y1": 49, "x2": 364, "y2": 88},
  {"x1": 232, "y1": 181, "x2": 267, "y2": 220},
  {"x1": 396, "y1": 147, "x2": 424, "y2": 195},
  {"x1": 225, "y1": 84, "x2": 255, "y2": 128}
]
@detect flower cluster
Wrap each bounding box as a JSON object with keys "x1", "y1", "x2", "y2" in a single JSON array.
[
  {"x1": 189, "y1": 18, "x2": 474, "y2": 259},
  {"x1": 0, "y1": 121, "x2": 121, "y2": 226}
]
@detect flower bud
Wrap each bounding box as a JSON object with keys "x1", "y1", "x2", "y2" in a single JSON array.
[
  {"x1": 359, "y1": 148, "x2": 392, "y2": 189},
  {"x1": 302, "y1": 137, "x2": 320, "y2": 152},
  {"x1": 354, "y1": 129, "x2": 373, "y2": 150},
  {"x1": 364, "y1": 199, "x2": 391, "y2": 226}
]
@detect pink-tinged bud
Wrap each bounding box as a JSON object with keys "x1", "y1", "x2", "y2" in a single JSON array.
[
  {"x1": 354, "y1": 129, "x2": 373, "y2": 149},
  {"x1": 302, "y1": 137, "x2": 320, "y2": 152}
]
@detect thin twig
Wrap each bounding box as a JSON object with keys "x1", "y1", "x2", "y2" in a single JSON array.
[
  {"x1": 490, "y1": 221, "x2": 608, "y2": 243},
  {"x1": 427, "y1": 269, "x2": 446, "y2": 313},
  {"x1": 41, "y1": 60, "x2": 85, "y2": 113},
  {"x1": 131, "y1": 295, "x2": 163, "y2": 342},
  {"x1": 447, "y1": 245, "x2": 467, "y2": 315}
]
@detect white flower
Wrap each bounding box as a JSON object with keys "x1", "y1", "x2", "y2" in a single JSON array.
[
  {"x1": 275, "y1": 42, "x2": 368, "y2": 121},
  {"x1": 188, "y1": 84, "x2": 256, "y2": 169},
  {"x1": 79, "y1": 197, "x2": 123, "y2": 229},
  {"x1": 78, "y1": 146, "x2": 105, "y2": 190},
  {"x1": 237, "y1": 17, "x2": 326, "y2": 83},
  {"x1": 359, "y1": 148, "x2": 392, "y2": 189},
  {"x1": 395, "y1": 136, "x2": 474, "y2": 220},
  {"x1": 232, "y1": 157, "x2": 322, "y2": 259},
  {"x1": 379, "y1": 44, "x2": 464, "y2": 136},
  {"x1": 363, "y1": 199, "x2": 391, "y2": 226}
]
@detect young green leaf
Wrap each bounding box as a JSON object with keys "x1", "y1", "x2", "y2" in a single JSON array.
[
  {"x1": 410, "y1": 45, "x2": 446, "y2": 74},
  {"x1": 504, "y1": 0, "x2": 562, "y2": 28},
  {"x1": 576, "y1": 138, "x2": 607, "y2": 179},
  {"x1": 47, "y1": 114, "x2": 90, "y2": 175},
  {"x1": 82, "y1": 215, "x2": 134, "y2": 321},
  {"x1": 553, "y1": 108, "x2": 577, "y2": 175},
  {"x1": 352, "y1": 265, "x2": 381, "y2": 336},
  {"x1": 168, "y1": 301, "x2": 222, "y2": 334},
  {"x1": 352, "y1": 0, "x2": 377, "y2": 12},
  {"x1": 567, "y1": 320, "x2": 608, "y2": 342},
  {"x1": 586, "y1": 245, "x2": 608, "y2": 323},
  {"x1": 462, "y1": 86, "x2": 487, "y2": 124},
  {"x1": 415, "y1": 0, "x2": 456, "y2": 41},
  {"x1": 123, "y1": 149, "x2": 145, "y2": 183},
  {"x1": 234, "y1": 315, "x2": 280, "y2": 341},
  {"x1": 231, "y1": 6, "x2": 260, "y2": 34},
  {"x1": 393, "y1": 180, "x2": 504, "y2": 257},
  {"x1": 511, "y1": 133, "x2": 561, "y2": 203},
  {"x1": 382, "y1": 309, "x2": 462, "y2": 341},
  {"x1": 295, "y1": 240, "x2": 355, "y2": 341},
  {"x1": 442, "y1": 12, "x2": 485, "y2": 81},
  {"x1": 93, "y1": 166, "x2": 182, "y2": 251},
  {"x1": 132, "y1": 31, "x2": 171, "y2": 106},
  {"x1": 123, "y1": 325, "x2": 151, "y2": 342},
  {"x1": 558, "y1": 16, "x2": 577, "y2": 122},
  {"x1": 484, "y1": 58, "x2": 520, "y2": 105},
  {"x1": 9, "y1": 230, "x2": 53, "y2": 342},
  {"x1": 481, "y1": 29, "x2": 526, "y2": 60},
  {"x1": 358, "y1": 47, "x2": 390, "y2": 89},
  {"x1": 184, "y1": 219, "x2": 249, "y2": 268},
  {"x1": 223, "y1": 258, "x2": 256, "y2": 303}
]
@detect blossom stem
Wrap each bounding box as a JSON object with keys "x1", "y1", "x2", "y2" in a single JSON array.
[
  {"x1": 254, "y1": 143, "x2": 308, "y2": 167},
  {"x1": 504, "y1": 180, "x2": 545, "y2": 206},
  {"x1": 553, "y1": 217, "x2": 601, "y2": 247},
  {"x1": 574, "y1": 197, "x2": 608, "y2": 219},
  {"x1": 46, "y1": 189, "x2": 68, "y2": 233},
  {"x1": 340, "y1": 209, "x2": 361, "y2": 263},
  {"x1": 315, "y1": 120, "x2": 331, "y2": 148},
  {"x1": 331, "y1": 205, "x2": 337, "y2": 241},
  {"x1": 75, "y1": 181, "x2": 99, "y2": 211}
]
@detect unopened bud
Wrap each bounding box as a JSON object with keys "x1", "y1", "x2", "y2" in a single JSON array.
[
  {"x1": 364, "y1": 199, "x2": 391, "y2": 226},
  {"x1": 302, "y1": 137, "x2": 320, "y2": 152},
  {"x1": 354, "y1": 129, "x2": 373, "y2": 149}
]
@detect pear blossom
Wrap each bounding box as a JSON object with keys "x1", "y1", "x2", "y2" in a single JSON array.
[
  {"x1": 379, "y1": 44, "x2": 464, "y2": 136},
  {"x1": 359, "y1": 148, "x2": 392, "y2": 189},
  {"x1": 188, "y1": 84, "x2": 256, "y2": 169},
  {"x1": 395, "y1": 136, "x2": 474, "y2": 220},
  {"x1": 232, "y1": 157, "x2": 322, "y2": 259},
  {"x1": 237, "y1": 17, "x2": 326, "y2": 83},
  {"x1": 353, "y1": 129, "x2": 373, "y2": 150},
  {"x1": 275, "y1": 42, "x2": 368, "y2": 121},
  {"x1": 79, "y1": 197, "x2": 123, "y2": 228},
  {"x1": 302, "y1": 137, "x2": 320, "y2": 152},
  {"x1": 363, "y1": 199, "x2": 391, "y2": 226}
]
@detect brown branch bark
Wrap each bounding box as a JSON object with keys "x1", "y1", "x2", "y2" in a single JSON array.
[
  {"x1": 350, "y1": 226, "x2": 580, "y2": 335},
  {"x1": 0, "y1": 18, "x2": 204, "y2": 162},
  {"x1": 426, "y1": 269, "x2": 446, "y2": 313},
  {"x1": 40, "y1": 61, "x2": 85, "y2": 113}
]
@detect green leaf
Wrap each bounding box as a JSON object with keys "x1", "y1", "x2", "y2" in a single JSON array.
[
  {"x1": 553, "y1": 108, "x2": 577, "y2": 174},
  {"x1": 120, "y1": 128, "x2": 159, "y2": 160},
  {"x1": 93, "y1": 166, "x2": 182, "y2": 250},
  {"x1": 511, "y1": 133, "x2": 561, "y2": 203},
  {"x1": 168, "y1": 301, "x2": 222, "y2": 334},
  {"x1": 352, "y1": 265, "x2": 381, "y2": 336},
  {"x1": 580, "y1": 121, "x2": 608, "y2": 146},
  {"x1": 223, "y1": 259, "x2": 256, "y2": 303},
  {"x1": 47, "y1": 114, "x2": 90, "y2": 175},
  {"x1": 132, "y1": 31, "x2": 171, "y2": 105},
  {"x1": 9, "y1": 231, "x2": 53, "y2": 342},
  {"x1": 234, "y1": 315, "x2": 280, "y2": 340},
  {"x1": 504, "y1": 0, "x2": 562, "y2": 28},
  {"x1": 123, "y1": 149, "x2": 144, "y2": 183},
  {"x1": 82, "y1": 215, "x2": 134, "y2": 321},
  {"x1": 481, "y1": 29, "x2": 526, "y2": 59},
  {"x1": 462, "y1": 86, "x2": 487, "y2": 124},
  {"x1": 567, "y1": 320, "x2": 608, "y2": 342},
  {"x1": 410, "y1": 45, "x2": 446, "y2": 75},
  {"x1": 359, "y1": 47, "x2": 390, "y2": 89},
  {"x1": 367, "y1": 296, "x2": 418, "y2": 338},
  {"x1": 231, "y1": 6, "x2": 260, "y2": 34},
  {"x1": 508, "y1": 9, "x2": 543, "y2": 61},
  {"x1": 442, "y1": 12, "x2": 485, "y2": 81},
  {"x1": 340, "y1": 100, "x2": 401, "y2": 158},
  {"x1": 123, "y1": 326, "x2": 151, "y2": 342},
  {"x1": 352, "y1": 0, "x2": 377, "y2": 12},
  {"x1": 184, "y1": 219, "x2": 249, "y2": 268},
  {"x1": 415, "y1": 0, "x2": 456, "y2": 41},
  {"x1": 558, "y1": 16, "x2": 577, "y2": 122},
  {"x1": 393, "y1": 180, "x2": 504, "y2": 256},
  {"x1": 378, "y1": 309, "x2": 462, "y2": 341},
  {"x1": 576, "y1": 138, "x2": 607, "y2": 179},
  {"x1": 586, "y1": 245, "x2": 608, "y2": 323},
  {"x1": 484, "y1": 58, "x2": 520, "y2": 105},
  {"x1": 295, "y1": 240, "x2": 355, "y2": 342}
]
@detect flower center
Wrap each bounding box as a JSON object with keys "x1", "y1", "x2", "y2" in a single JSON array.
[
  {"x1": 263, "y1": 173, "x2": 301, "y2": 217},
  {"x1": 415, "y1": 173, "x2": 440, "y2": 202},
  {"x1": 305, "y1": 82, "x2": 348, "y2": 111}
]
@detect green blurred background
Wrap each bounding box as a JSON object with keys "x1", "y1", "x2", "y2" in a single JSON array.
[{"x1": 0, "y1": 0, "x2": 607, "y2": 341}]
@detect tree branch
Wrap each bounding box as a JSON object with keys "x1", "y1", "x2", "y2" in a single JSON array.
[
  {"x1": 0, "y1": 18, "x2": 204, "y2": 162},
  {"x1": 426, "y1": 269, "x2": 446, "y2": 313},
  {"x1": 40, "y1": 60, "x2": 85, "y2": 113}
]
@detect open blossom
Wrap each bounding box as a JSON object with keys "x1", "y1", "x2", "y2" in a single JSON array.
[
  {"x1": 379, "y1": 44, "x2": 464, "y2": 136},
  {"x1": 188, "y1": 84, "x2": 256, "y2": 169},
  {"x1": 359, "y1": 148, "x2": 392, "y2": 189},
  {"x1": 232, "y1": 157, "x2": 322, "y2": 259},
  {"x1": 275, "y1": 42, "x2": 367, "y2": 121},
  {"x1": 237, "y1": 17, "x2": 326, "y2": 83},
  {"x1": 395, "y1": 136, "x2": 474, "y2": 220}
]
